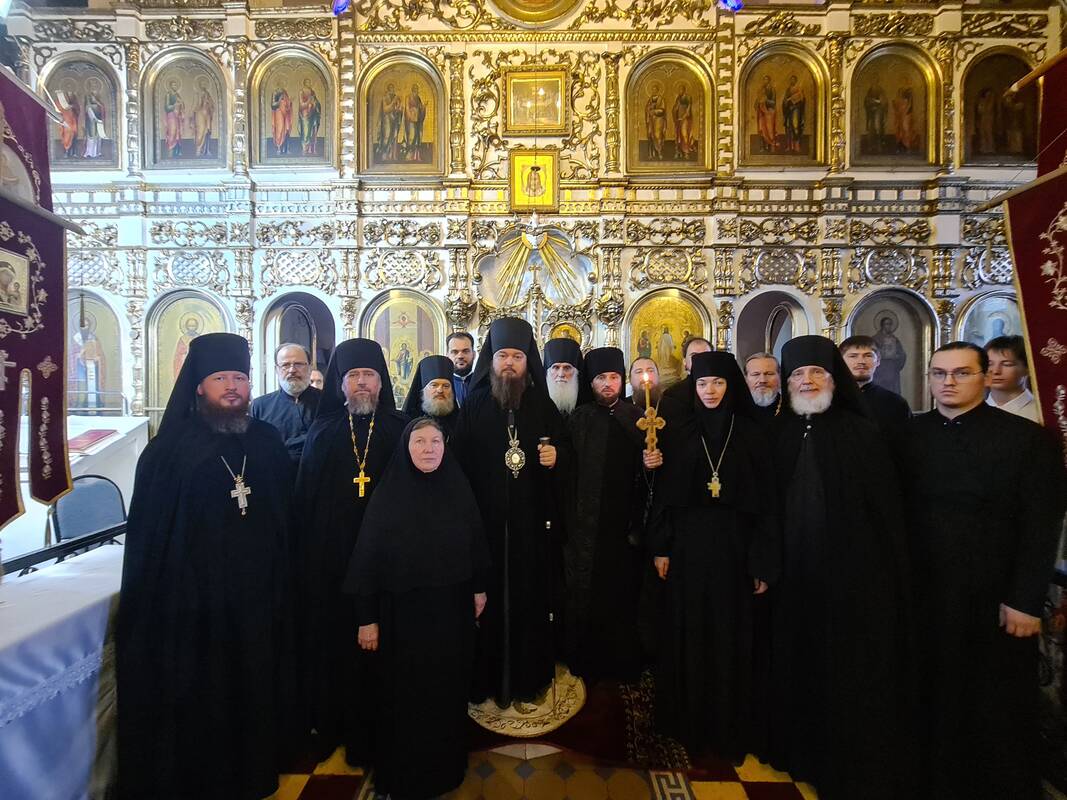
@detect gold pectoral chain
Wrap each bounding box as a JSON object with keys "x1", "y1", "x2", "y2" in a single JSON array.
[
  {"x1": 348, "y1": 411, "x2": 376, "y2": 498},
  {"x1": 699, "y1": 414, "x2": 735, "y2": 499},
  {"x1": 220, "y1": 454, "x2": 251, "y2": 516}
]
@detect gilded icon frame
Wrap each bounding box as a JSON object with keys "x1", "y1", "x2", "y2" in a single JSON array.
[
  {"x1": 502, "y1": 66, "x2": 570, "y2": 136},
  {"x1": 250, "y1": 47, "x2": 335, "y2": 168},
  {"x1": 961, "y1": 48, "x2": 1038, "y2": 167},
  {"x1": 489, "y1": 0, "x2": 582, "y2": 26},
  {"x1": 509, "y1": 147, "x2": 560, "y2": 213},
  {"x1": 623, "y1": 288, "x2": 712, "y2": 388},
  {"x1": 39, "y1": 52, "x2": 122, "y2": 172},
  {"x1": 624, "y1": 50, "x2": 715, "y2": 175}
]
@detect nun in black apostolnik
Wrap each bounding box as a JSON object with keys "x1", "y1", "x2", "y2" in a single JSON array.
[
  {"x1": 295, "y1": 338, "x2": 409, "y2": 763},
  {"x1": 402, "y1": 354, "x2": 461, "y2": 438},
  {"x1": 649, "y1": 350, "x2": 780, "y2": 759},
  {"x1": 345, "y1": 417, "x2": 490, "y2": 800}
]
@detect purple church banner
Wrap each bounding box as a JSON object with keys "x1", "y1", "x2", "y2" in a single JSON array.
[{"x1": 0, "y1": 70, "x2": 54, "y2": 212}]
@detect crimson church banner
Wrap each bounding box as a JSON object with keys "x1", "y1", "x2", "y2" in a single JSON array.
[
  {"x1": 1034, "y1": 55, "x2": 1067, "y2": 176},
  {"x1": 1004, "y1": 169, "x2": 1067, "y2": 463},
  {"x1": 0, "y1": 71, "x2": 71, "y2": 530}
]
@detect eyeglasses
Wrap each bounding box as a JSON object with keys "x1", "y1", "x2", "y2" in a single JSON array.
[
  {"x1": 277, "y1": 361, "x2": 309, "y2": 371},
  {"x1": 928, "y1": 369, "x2": 983, "y2": 382}
]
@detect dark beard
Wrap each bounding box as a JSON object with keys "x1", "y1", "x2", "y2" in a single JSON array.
[
  {"x1": 197, "y1": 395, "x2": 251, "y2": 434},
  {"x1": 490, "y1": 370, "x2": 527, "y2": 411},
  {"x1": 455, "y1": 363, "x2": 472, "y2": 377},
  {"x1": 634, "y1": 385, "x2": 662, "y2": 408}
]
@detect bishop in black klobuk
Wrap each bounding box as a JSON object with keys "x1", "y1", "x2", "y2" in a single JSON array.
[{"x1": 116, "y1": 332, "x2": 297, "y2": 800}]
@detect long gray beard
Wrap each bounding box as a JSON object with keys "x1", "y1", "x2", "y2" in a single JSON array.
[
  {"x1": 490, "y1": 371, "x2": 527, "y2": 411},
  {"x1": 790, "y1": 387, "x2": 833, "y2": 416},
  {"x1": 347, "y1": 395, "x2": 378, "y2": 416},
  {"x1": 422, "y1": 394, "x2": 455, "y2": 417},
  {"x1": 751, "y1": 388, "x2": 779, "y2": 408},
  {"x1": 197, "y1": 395, "x2": 251, "y2": 434},
  {"x1": 281, "y1": 376, "x2": 310, "y2": 396},
  {"x1": 547, "y1": 377, "x2": 579, "y2": 415}
]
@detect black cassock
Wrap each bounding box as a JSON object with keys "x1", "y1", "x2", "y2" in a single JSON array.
[
  {"x1": 768, "y1": 407, "x2": 915, "y2": 799},
  {"x1": 896, "y1": 404, "x2": 1067, "y2": 800},
  {"x1": 250, "y1": 386, "x2": 322, "y2": 464},
  {"x1": 563, "y1": 400, "x2": 647, "y2": 684},
  {"x1": 858, "y1": 381, "x2": 910, "y2": 432},
  {"x1": 346, "y1": 420, "x2": 491, "y2": 800},
  {"x1": 117, "y1": 418, "x2": 295, "y2": 800},
  {"x1": 649, "y1": 365, "x2": 779, "y2": 757},
  {"x1": 295, "y1": 406, "x2": 408, "y2": 759},
  {"x1": 451, "y1": 384, "x2": 568, "y2": 705}
]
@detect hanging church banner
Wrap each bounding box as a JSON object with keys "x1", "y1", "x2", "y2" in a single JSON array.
[
  {"x1": 1003, "y1": 169, "x2": 1067, "y2": 460},
  {"x1": 0, "y1": 71, "x2": 72, "y2": 529},
  {"x1": 1033, "y1": 52, "x2": 1067, "y2": 175}
]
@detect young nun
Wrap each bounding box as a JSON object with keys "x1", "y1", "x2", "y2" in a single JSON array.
[
  {"x1": 344, "y1": 417, "x2": 490, "y2": 799},
  {"x1": 649, "y1": 350, "x2": 780, "y2": 759}
]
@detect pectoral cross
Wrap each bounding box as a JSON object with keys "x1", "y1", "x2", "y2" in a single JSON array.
[
  {"x1": 230, "y1": 476, "x2": 252, "y2": 516},
  {"x1": 0, "y1": 350, "x2": 15, "y2": 391},
  {"x1": 708, "y1": 474, "x2": 721, "y2": 498},
  {"x1": 354, "y1": 470, "x2": 370, "y2": 498}
]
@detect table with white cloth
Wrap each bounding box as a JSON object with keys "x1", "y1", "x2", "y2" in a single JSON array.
[{"x1": 0, "y1": 545, "x2": 123, "y2": 800}]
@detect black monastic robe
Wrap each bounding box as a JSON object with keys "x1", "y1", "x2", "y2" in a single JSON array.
[
  {"x1": 117, "y1": 418, "x2": 295, "y2": 800},
  {"x1": 896, "y1": 404, "x2": 1067, "y2": 800},
  {"x1": 451, "y1": 384, "x2": 569, "y2": 705},
  {"x1": 250, "y1": 386, "x2": 322, "y2": 464},
  {"x1": 767, "y1": 407, "x2": 916, "y2": 799},
  {"x1": 563, "y1": 400, "x2": 647, "y2": 684},
  {"x1": 859, "y1": 381, "x2": 910, "y2": 431},
  {"x1": 295, "y1": 406, "x2": 408, "y2": 760},
  {"x1": 650, "y1": 414, "x2": 779, "y2": 757}
]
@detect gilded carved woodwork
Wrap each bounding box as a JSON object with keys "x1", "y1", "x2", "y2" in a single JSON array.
[
  {"x1": 852, "y1": 13, "x2": 934, "y2": 38},
  {"x1": 145, "y1": 17, "x2": 225, "y2": 42}
]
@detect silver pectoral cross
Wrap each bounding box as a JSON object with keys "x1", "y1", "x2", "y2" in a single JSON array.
[{"x1": 230, "y1": 476, "x2": 252, "y2": 516}]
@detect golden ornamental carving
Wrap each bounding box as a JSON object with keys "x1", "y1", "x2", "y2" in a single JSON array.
[
  {"x1": 961, "y1": 247, "x2": 1013, "y2": 290},
  {"x1": 626, "y1": 219, "x2": 705, "y2": 246},
  {"x1": 954, "y1": 40, "x2": 981, "y2": 70},
  {"x1": 447, "y1": 287, "x2": 478, "y2": 328},
  {"x1": 739, "y1": 218, "x2": 819, "y2": 246},
  {"x1": 32, "y1": 21, "x2": 114, "y2": 41},
  {"x1": 573, "y1": 0, "x2": 708, "y2": 30},
  {"x1": 935, "y1": 298, "x2": 957, "y2": 340},
  {"x1": 712, "y1": 248, "x2": 735, "y2": 296},
  {"x1": 961, "y1": 12, "x2": 1047, "y2": 39},
  {"x1": 446, "y1": 53, "x2": 468, "y2": 176},
  {"x1": 847, "y1": 247, "x2": 927, "y2": 292},
  {"x1": 845, "y1": 39, "x2": 873, "y2": 67},
  {"x1": 961, "y1": 215, "x2": 1005, "y2": 246},
  {"x1": 602, "y1": 53, "x2": 622, "y2": 174},
  {"x1": 743, "y1": 12, "x2": 820, "y2": 38},
  {"x1": 135, "y1": 0, "x2": 221, "y2": 7},
  {"x1": 716, "y1": 218, "x2": 738, "y2": 240},
  {"x1": 446, "y1": 219, "x2": 467, "y2": 240},
  {"x1": 716, "y1": 300, "x2": 734, "y2": 351},
  {"x1": 629, "y1": 247, "x2": 707, "y2": 293},
  {"x1": 849, "y1": 218, "x2": 930, "y2": 245},
  {"x1": 68, "y1": 221, "x2": 118, "y2": 249},
  {"x1": 150, "y1": 220, "x2": 228, "y2": 247},
  {"x1": 69, "y1": 251, "x2": 123, "y2": 294},
  {"x1": 469, "y1": 49, "x2": 601, "y2": 182},
  {"x1": 256, "y1": 221, "x2": 336, "y2": 247},
  {"x1": 145, "y1": 17, "x2": 225, "y2": 42},
  {"x1": 739, "y1": 248, "x2": 818, "y2": 295},
  {"x1": 602, "y1": 219, "x2": 624, "y2": 241},
  {"x1": 852, "y1": 13, "x2": 934, "y2": 38},
  {"x1": 255, "y1": 19, "x2": 333, "y2": 40},
  {"x1": 351, "y1": 0, "x2": 516, "y2": 32},
  {"x1": 818, "y1": 248, "x2": 843, "y2": 296},
  {"x1": 154, "y1": 250, "x2": 230, "y2": 293},
  {"x1": 363, "y1": 219, "x2": 443, "y2": 247},
  {"x1": 824, "y1": 219, "x2": 848, "y2": 240},
  {"x1": 825, "y1": 33, "x2": 846, "y2": 174},
  {"x1": 261, "y1": 249, "x2": 339, "y2": 295},
  {"x1": 822, "y1": 298, "x2": 843, "y2": 332},
  {"x1": 365, "y1": 251, "x2": 444, "y2": 291}
]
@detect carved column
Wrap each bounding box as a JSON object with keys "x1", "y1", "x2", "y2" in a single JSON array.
[
  {"x1": 340, "y1": 249, "x2": 362, "y2": 337},
  {"x1": 715, "y1": 23, "x2": 736, "y2": 175},
  {"x1": 596, "y1": 247, "x2": 625, "y2": 347},
  {"x1": 228, "y1": 36, "x2": 251, "y2": 176},
  {"x1": 931, "y1": 247, "x2": 955, "y2": 296},
  {"x1": 122, "y1": 40, "x2": 143, "y2": 177},
  {"x1": 446, "y1": 247, "x2": 475, "y2": 331},
  {"x1": 825, "y1": 33, "x2": 847, "y2": 174},
  {"x1": 601, "y1": 53, "x2": 622, "y2": 175},
  {"x1": 445, "y1": 52, "x2": 468, "y2": 177},
  {"x1": 935, "y1": 297, "x2": 957, "y2": 344},
  {"x1": 713, "y1": 247, "x2": 736, "y2": 296},
  {"x1": 716, "y1": 301, "x2": 734, "y2": 351},
  {"x1": 822, "y1": 297, "x2": 843, "y2": 342},
  {"x1": 338, "y1": 17, "x2": 359, "y2": 178},
  {"x1": 933, "y1": 34, "x2": 956, "y2": 174},
  {"x1": 125, "y1": 248, "x2": 147, "y2": 415}
]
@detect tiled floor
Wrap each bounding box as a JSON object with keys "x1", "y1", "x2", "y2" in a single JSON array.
[{"x1": 269, "y1": 746, "x2": 819, "y2": 800}]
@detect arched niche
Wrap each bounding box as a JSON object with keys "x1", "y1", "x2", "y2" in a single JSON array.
[
  {"x1": 262, "y1": 291, "x2": 336, "y2": 391},
  {"x1": 66, "y1": 289, "x2": 123, "y2": 414},
  {"x1": 146, "y1": 289, "x2": 231, "y2": 429},
  {"x1": 357, "y1": 51, "x2": 445, "y2": 177},
  {"x1": 738, "y1": 42, "x2": 828, "y2": 167},
  {"x1": 624, "y1": 49, "x2": 715, "y2": 174},
  {"x1": 736, "y1": 290, "x2": 811, "y2": 362},
  {"x1": 962, "y1": 49, "x2": 1037, "y2": 165},
  {"x1": 957, "y1": 290, "x2": 1021, "y2": 346},
  {"x1": 847, "y1": 289, "x2": 936, "y2": 411},
  {"x1": 40, "y1": 53, "x2": 121, "y2": 171},
  {"x1": 359, "y1": 289, "x2": 446, "y2": 410},
  {"x1": 623, "y1": 288, "x2": 712, "y2": 388},
  {"x1": 849, "y1": 43, "x2": 939, "y2": 167},
  {"x1": 142, "y1": 49, "x2": 228, "y2": 170},
  {"x1": 250, "y1": 47, "x2": 334, "y2": 168}
]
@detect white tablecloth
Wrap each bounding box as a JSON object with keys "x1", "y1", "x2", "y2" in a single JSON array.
[{"x1": 0, "y1": 545, "x2": 123, "y2": 800}]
